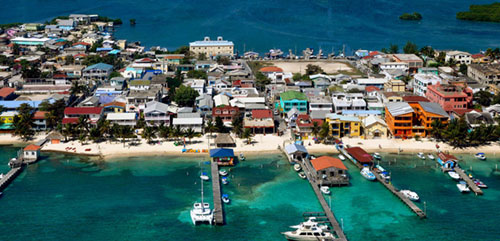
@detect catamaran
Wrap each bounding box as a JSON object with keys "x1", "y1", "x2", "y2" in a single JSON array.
[
  {"x1": 282, "y1": 217, "x2": 334, "y2": 240},
  {"x1": 190, "y1": 173, "x2": 214, "y2": 225}
]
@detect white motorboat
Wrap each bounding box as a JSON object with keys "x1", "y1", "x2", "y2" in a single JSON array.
[
  {"x1": 400, "y1": 190, "x2": 420, "y2": 201},
  {"x1": 320, "y1": 186, "x2": 330, "y2": 195},
  {"x1": 457, "y1": 181, "x2": 470, "y2": 193},
  {"x1": 222, "y1": 176, "x2": 229, "y2": 185},
  {"x1": 0, "y1": 173, "x2": 4, "y2": 179},
  {"x1": 373, "y1": 152, "x2": 381, "y2": 159},
  {"x1": 447, "y1": 171, "x2": 460, "y2": 180},
  {"x1": 338, "y1": 154, "x2": 345, "y2": 161},
  {"x1": 375, "y1": 164, "x2": 386, "y2": 173},
  {"x1": 475, "y1": 153, "x2": 486, "y2": 160},
  {"x1": 427, "y1": 154, "x2": 435, "y2": 160},
  {"x1": 282, "y1": 217, "x2": 335, "y2": 241},
  {"x1": 417, "y1": 152, "x2": 425, "y2": 160},
  {"x1": 200, "y1": 175, "x2": 209, "y2": 181},
  {"x1": 219, "y1": 169, "x2": 228, "y2": 176},
  {"x1": 380, "y1": 171, "x2": 391, "y2": 181},
  {"x1": 190, "y1": 176, "x2": 213, "y2": 225},
  {"x1": 473, "y1": 178, "x2": 487, "y2": 188},
  {"x1": 360, "y1": 167, "x2": 376, "y2": 181},
  {"x1": 298, "y1": 172, "x2": 307, "y2": 179},
  {"x1": 239, "y1": 153, "x2": 245, "y2": 161},
  {"x1": 222, "y1": 194, "x2": 230, "y2": 204},
  {"x1": 294, "y1": 164, "x2": 302, "y2": 172}
]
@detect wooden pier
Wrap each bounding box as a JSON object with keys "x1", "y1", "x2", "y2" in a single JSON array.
[
  {"x1": 210, "y1": 161, "x2": 224, "y2": 225},
  {"x1": 454, "y1": 167, "x2": 483, "y2": 195},
  {"x1": 0, "y1": 167, "x2": 23, "y2": 192},
  {"x1": 300, "y1": 160, "x2": 347, "y2": 241}
]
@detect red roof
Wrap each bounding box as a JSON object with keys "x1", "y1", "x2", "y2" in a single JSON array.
[
  {"x1": 471, "y1": 53, "x2": 484, "y2": 59},
  {"x1": 259, "y1": 66, "x2": 283, "y2": 73},
  {"x1": 24, "y1": 144, "x2": 41, "y2": 151},
  {"x1": 72, "y1": 42, "x2": 91, "y2": 46},
  {"x1": 311, "y1": 156, "x2": 347, "y2": 171},
  {"x1": 33, "y1": 111, "x2": 48, "y2": 120},
  {"x1": 402, "y1": 96, "x2": 429, "y2": 103},
  {"x1": 345, "y1": 147, "x2": 373, "y2": 164},
  {"x1": 53, "y1": 74, "x2": 67, "y2": 79},
  {"x1": 73, "y1": 53, "x2": 87, "y2": 58},
  {"x1": 453, "y1": 108, "x2": 474, "y2": 116},
  {"x1": 136, "y1": 58, "x2": 154, "y2": 63},
  {"x1": 232, "y1": 80, "x2": 242, "y2": 87},
  {"x1": 362, "y1": 56, "x2": 373, "y2": 60},
  {"x1": 365, "y1": 86, "x2": 380, "y2": 92},
  {"x1": 252, "y1": 109, "x2": 273, "y2": 119},
  {"x1": 369, "y1": 51, "x2": 382, "y2": 56},
  {"x1": 64, "y1": 107, "x2": 103, "y2": 115},
  {"x1": 62, "y1": 117, "x2": 79, "y2": 124},
  {"x1": 164, "y1": 55, "x2": 183, "y2": 60},
  {"x1": 0, "y1": 87, "x2": 15, "y2": 98}
]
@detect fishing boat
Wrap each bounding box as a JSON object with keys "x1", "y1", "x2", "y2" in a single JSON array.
[
  {"x1": 320, "y1": 186, "x2": 330, "y2": 195},
  {"x1": 417, "y1": 152, "x2": 425, "y2": 160},
  {"x1": 239, "y1": 153, "x2": 245, "y2": 161},
  {"x1": 447, "y1": 171, "x2": 460, "y2": 180},
  {"x1": 400, "y1": 190, "x2": 420, "y2": 201},
  {"x1": 298, "y1": 172, "x2": 307, "y2": 179},
  {"x1": 282, "y1": 217, "x2": 335, "y2": 241},
  {"x1": 219, "y1": 169, "x2": 228, "y2": 176},
  {"x1": 373, "y1": 152, "x2": 381, "y2": 159},
  {"x1": 473, "y1": 178, "x2": 487, "y2": 188},
  {"x1": 338, "y1": 154, "x2": 345, "y2": 161},
  {"x1": 457, "y1": 181, "x2": 470, "y2": 193},
  {"x1": 293, "y1": 164, "x2": 302, "y2": 172},
  {"x1": 221, "y1": 176, "x2": 229, "y2": 185},
  {"x1": 360, "y1": 167, "x2": 376, "y2": 181},
  {"x1": 475, "y1": 153, "x2": 486, "y2": 160},
  {"x1": 427, "y1": 154, "x2": 435, "y2": 160},
  {"x1": 190, "y1": 176, "x2": 213, "y2": 225},
  {"x1": 200, "y1": 172, "x2": 210, "y2": 181},
  {"x1": 222, "y1": 194, "x2": 230, "y2": 204}
]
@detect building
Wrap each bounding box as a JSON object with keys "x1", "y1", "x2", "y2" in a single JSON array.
[
  {"x1": 11, "y1": 37, "x2": 51, "y2": 46},
  {"x1": 189, "y1": 36, "x2": 234, "y2": 58},
  {"x1": 392, "y1": 54, "x2": 423, "y2": 73},
  {"x1": 418, "y1": 67, "x2": 439, "y2": 76},
  {"x1": 172, "y1": 113, "x2": 203, "y2": 132},
  {"x1": 325, "y1": 114, "x2": 361, "y2": 138},
  {"x1": 385, "y1": 102, "x2": 414, "y2": 138},
  {"x1": 0, "y1": 87, "x2": 16, "y2": 100},
  {"x1": 23, "y1": 144, "x2": 41, "y2": 161},
  {"x1": 62, "y1": 107, "x2": 103, "y2": 124},
  {"x1": 380, "y1": 62, "x2": 409, "y2": 74},
  {"x1": 212, "y1": 106, "x2": 239, "y2": 123},
  {"x1": 295, "y1": 114, "x2": 323, "y2": 140},
  {"x1": 214, "y1": 133, "x2": 236, "y2": 148},
  {"x1": 243, "y1": 109, "x2": 275, "y2": 134},
  {"x1": 464, "y1": 111, "x2": 496, "y2": 129},
  {"x1": 46, "y1": 131, "x2": 64, "y2": 144},
  {"x1": 467, "y1": 64, "x2": 500, "y2": 85},
  {"x1": 144, "y1": 101, "x2": 171, "y2": 126},
  {"x1": 103, "y1": 101, "x2": 126, "y2": 113},
  {"x1": 308, "y1": 95, "x2": 333, "y2": 112},
  {"x1": 361, "y1": 116, "x2": 387, "y2": 139},
  {"x1": 355, "y1": 78, "x2": 387, "y2": 89},
  {"x1": 210, "y1": 148, "x2": 235, "y2": 166},
  {"x1": 310, "y1": 156, "x2": 349, "y2": 186},
  {"x1": 33, "y1": 111, "x2": 48, "y2": 130},
  {"x1": 445, "y1": 51, "x2": 472, "y2": 65},
  {"x1": 425, "y1": 83, "x2": 473, "y2": 113},
  {"x1": 106, "y1": 112, "x2": 137, "y2": 126},
  {"x1": 413, "y1": 74, "x2": 442, "y2": 97},
  {"x1": 383, "y1": 79, "x2": 405, "y2": 92},
  {"x1": 345, "y1": 147, "x2": 373, "y2": 166},
  {"x1": 279, "y1": 91, "x2": 308, "y2": 113},
  {"x1": 82, "y1": 63, "x2": 113, "y2": 81},
  {"x1": 331, "y1": 92, "x2": 366, "y2": 114}
]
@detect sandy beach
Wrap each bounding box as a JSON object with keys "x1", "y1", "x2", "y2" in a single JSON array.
[{"x1": 268, "y1": 61, "x2": 354, "y2": 75}]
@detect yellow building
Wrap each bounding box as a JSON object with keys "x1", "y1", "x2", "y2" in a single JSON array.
[
  {"x1": 361, "y1": 116, "x2": 388, "y2": 139},
  {"x1": 189, "y1": 36, "x2": 234, "y2": 58},
  {"x1": 384, "y1": 79, "x2": 405, "y2": 92},
  {"x1": 0, "y1": 111, "x2": 18, "y2": 124},
  {"x1": 325, "y1": 114, "x2": 361, "y2": 138}
]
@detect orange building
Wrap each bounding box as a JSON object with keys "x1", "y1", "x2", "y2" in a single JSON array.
[{"x1": 385, "y1": 101, "x2": 449, "y2": 138}]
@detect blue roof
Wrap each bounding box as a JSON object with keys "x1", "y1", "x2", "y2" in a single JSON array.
[
  {"x1": 84, "y1": 63, "x2": 113, "y2": 72},
  {"x1": 108, "y1": 49, "x2": 121, "y2": 55},
  {"x1": 341, "y1": 110, "x2": 382, "y2": 115},
  {"x1": 0, "y1": 100, "x2": 43, "y2": 109},
  {"x1": 96, "y1": 47, "x2": 113, "y2": 52},
  {"x1": 210, "y1": 148, "x2": 235, "y2": 158}
]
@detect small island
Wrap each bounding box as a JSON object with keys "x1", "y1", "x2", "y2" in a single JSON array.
[
  {"x1": 457, "y1": 3, "x2": 500, "y2": 22},
  {"x1": 399, "y1": 12, "x2": 422, "y2": 21}
]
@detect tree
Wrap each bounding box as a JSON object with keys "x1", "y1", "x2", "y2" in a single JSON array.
[
  {"x1": 197, "y1": 53, "x2": 207, "y2": 61},
  {"x1": 109, "y1": 71, "x2": 121, "y2": 79},
  {"x1": 65, "y1": 55, "x2": 74, "y2": 65},
  {"x1": 215, "y1": 116, "x2": 225, "y2": 133},
  {"x1": 474, "y1": 90, "x2": 493, "y2": 107},
  {"x1": 389, "y1": 44, "x2": 399, "y2": 54},
  {"x1": 70, "y1": 81, "x2": 86, "y2": 96},
  {"x1": 403, "y1": 41, "x2": 418, "y2": 54},
  {"x1": 242, "y1": 128, "x2": 253, "y2": 144},
  {"x1": 172, "y1": 125, "x2": 184, "y2": 142},
  {"x1": 420, "y1": 46, "x2": 435, "y2": 58},
  {"x1": 436, "y1": 51, "x2": 446, "y2": 64},
  {"x1": 255, "y1": 72, "x2": 271, "y2": 90},
  {"x1": 13, "y1": 103, "x2": 35, "y2": 141},
  {"x1": 129, "y1": 19, "x2": 136, "y2": 25},
  {"x1": 205, "y1": 118, "x2": 216, "y2": 137},
  {"x1": 173, "y1": 85, "x2": 199, "y2": 107},
  {"x1": 459, "y1": 64, "x2": 468, "y2": 75},
  {"x1": 186, "y1": 70, "x2": 207, "y2": 79},
  {"x1": 38, "y1": 99, "x2": 66, "y2": 129},
  {"x1": 89, "y1": 127, "x2": 101, "y2": 142},
  {"x1": 231, "y1": 112, "x2": 243, "y2": 137},
  {"x1": 12, "y1": 43, "x2": 20, "y2": 55},
  {"x1": 292, "y1": 73, "x2": 302, "y2": 81},
  {"x1": 319, "y1": 121, "x2": 330, "y2": 140},
  {"x1": 311, "y1": 121, "x2": 320, "y2": 139},
  {"x1": 184, "y1": 127, "x2": 197, "y2": 144},
  {"x1": 216, "y1": 56, "x2": 231, "y2": 65},
  {"x1": 430, "y1": 119, "x2": 445, "y2": 140},
  {"x1": 142, "y1": 125, "x2": 157, "y2": 144},
  {"x1": 305, "y1": 64, "x2": 324, "y2": 75}
]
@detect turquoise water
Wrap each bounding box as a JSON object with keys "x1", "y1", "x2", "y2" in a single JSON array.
[
  {"x1": 2, "y1": 0, "x2": 500, "y2": 53},
  {"x1": 0, "y1": 146, "x2": 499, "y2": 240}
]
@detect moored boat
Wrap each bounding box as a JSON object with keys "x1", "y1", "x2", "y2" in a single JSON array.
[
  {"x1": 222, "y1": 194, "x2": 230, "y2": 204},
  {"x1": 0, "y1": 173, "x2": 4, "y2": 179},
  {"x1": 219, "y1": 169, "x2": 228, "y2": 176},
  {"x1": 200, "y1": 172, "x2": 210, "y2": 181},
  {"x1": 298, "y1": 172, "x2": 307, "y2": 179},
  {"x1": 473, "y1": 178, "x2": 487, "y2": 188},
  {"x1": 320, "y1": 186, "x2": 330, "y2": 195},
  {"x1": 338, "y1": 154, "x2": 345, "y2": 161},
  {"x1": 457, "y1": 181, "x2": 470, "y2": 193},
  {"x1": 190, "y1": 176, "x2": 213, "y2": 225},
  {"x1": 360, "y1": 167, "x2": 376, "y2": 181},
  {"x1": 447, "y1": 171, "x2": 460, "y2": 180},
  {"x1": 239, "y1": 153, "x2": 245, "y2": 161},
  {"x1": 221, "y1": 176, "x2": 229, "y2": 185},
  {"x1": 400, "y1": 189, "x2": 420, "y2": 201},
  {"x1": 417, "y1": 152, "x2": 425, "y2": 160},
  {"x1": 380, "y1": 171, "x2": 391, "y2": 181},
  {"x1": 282, "y1": 217, "x2": 335, "y2": 241},
  {"x1": 294, "y1": 164, "x2": 302, "y2": 172},
  {"x1": 475, "y1": 153, "x2": 486, "y2": 160},
  {"x1": 373, "y1": 152, "x2": 381, "y2": 159},
  {"x1": 427, "y1": 154, "x2": 435, "y2": 160}
]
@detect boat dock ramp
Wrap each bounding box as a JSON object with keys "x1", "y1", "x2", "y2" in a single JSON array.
[
  {"x1": 436, "y1": 151, "x2": 483, "y2": 195},
  {"x1": 210, "y1": 161, "x2": 224, "y2": 225},
  {"x1": 454, "y1": 166, "x2": 483, "y2": 195}
]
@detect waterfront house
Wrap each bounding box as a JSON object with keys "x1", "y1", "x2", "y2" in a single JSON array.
[
  {"x1": 325, "y1": 114, "x2": 361, "y2": 138},
  {"x1": 392, "y1": 54, "x2": 423, "y2": 73},
  {"x1": 412, "y1": 74, "x2": 442, "y2": 97},
  {"x1": 345, "y1": 147, "x2": 373, "y2": 166},
  {"x1": 295, "y1": 114, "x2": 323, "y2": 140},
  {"x1": 437, "y1": 152, "x2": 458, "y2": 169},
  {"x1": 210, "y1": 148, "x2": 235, "y2": 166},
  {"x1": 285, "y1": 143, "x2": 308, "y2": 161},
  {"x1": 82, "y1": 63, "x2": 113, "y2": 81},
  {"x1": 425, "y1": 83, "x2": 473, "y2": 113},
  {"x1": 189, "y1": 36, "x2": 234, "y2": 58},
  {"x1": 213, "y1": 94, "x2": 230, "y2": 107},
  {"x1": 195, "y1": 94, "x2": 214, "y2": 117},
  {"x1": 310, "y1": 156, "x2": 349, "y2": 186},
  {"x1": 33, "y1": 111, "x2": 48, "y2": 130},
  {"x1": 361, "y1": 116, "x2": 387, "y2": 139},
  {"x1": 308, "y1": 95, "x2": 333, "y2": 113},
  {"x1": 464, "y1": 111, "x2": 496, "y2": 129},
  {"x1": 126, "y1": 86, "x2": 163, "y2": 111},
  {"x1": 385, "y1": 102, "x2": 414, "y2": 138},
  {"x1": 331, "y1": 92, "x2": 366, "y2": 114},
  {"x1": 144, "y1": 101, "x2": 171, "y2": 126},
  {"x1": 214, "y1": 133, "x2": 236, "y2": 148},
  {"x1": 23, "y1": 144, "x2": 41, "y2": 161},
  {"x1": 279, "y1": 91, "x2": 308, "y2": 114},
  {"x1": 172, "y1": 112, "x2": 203, "y2": 132},
  {"x1": 56, "y1": 19, "x2": 76, "y2": 31},
  {"x1": 106, "y1": 112, "x2": 137, "y2": 126},
  {"x1": 212, "y1": 106, "x2": 239, "y2": 123},
  {"x1": 243, "y1": 109, "x2": 275, "y2": 134},
  {"x1": 62, "y1": 107, "x2": 103, "y2": 125},
  {"x1": 46, "y1": 131, "x2": 63, "y2": 144},
  {"x1": 0, "y1": 111, "x2": 17, "y2": 125}
]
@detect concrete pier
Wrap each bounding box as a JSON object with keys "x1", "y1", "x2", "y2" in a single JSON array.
[
  {"x1": 454, "y1": 167, "x2": 483, "y2": 195},
  {"x1": 210, "y1": 161, "x2": 224, "y2": 225},
  {"x1": 0, "y1": 167, "x2": 23, "y2": 192}
]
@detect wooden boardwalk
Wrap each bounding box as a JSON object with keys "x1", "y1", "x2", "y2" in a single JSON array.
[
  {"x1": 454, "y1": 167, "x2": 483, "y2": 195},
  {"x1": 210, "y1": 161, "x2": 224, "y2": 225},
  {"x1": 300, "y1": 160, "x2": 347, "y2": 241},
  {"x1": 0, "y1": 167, "x2": 23, "y2": 192}
]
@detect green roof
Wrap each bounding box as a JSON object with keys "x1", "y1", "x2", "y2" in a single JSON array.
[{"x1": 280, "y1": 91, "x2": 307, "y2": 101}]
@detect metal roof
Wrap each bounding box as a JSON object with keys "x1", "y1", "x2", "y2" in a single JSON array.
[
  {"x1": 386, "y1": 102, "x2": 414, "y2": 116},
  {"x1": 418, "y1": 101, "x2": 449, "y2": 118}
]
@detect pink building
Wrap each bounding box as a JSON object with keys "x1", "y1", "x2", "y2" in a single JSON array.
[{"x1": 425, "y1": 83, "x2": 473, "y2": 113}]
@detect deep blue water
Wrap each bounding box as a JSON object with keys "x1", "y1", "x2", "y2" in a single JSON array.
[{"x1": 2, "y1": 0, "x2": 500, "y2": 54}]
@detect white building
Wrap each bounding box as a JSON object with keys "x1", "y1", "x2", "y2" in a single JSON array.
[
  {"x1": 445, "y1": 51, "x2": 472, "y2": 65},
  {"x1": 189, "y1": 36, "x2": 234, "y2": 58},
  {"x1": 379, "y1": 62, "x2": 409, "y2": 74},
  {"x1": 331, "y1": 92, "x2": 366, "y2": 114},
  {"x1": 412, "y1": 74, "x2": 442, "y2": 97},
  {"x1": 106, "y1": 112, "x2": 137, "y2": 126},
  {"x1": 308, "y1": 96, "x2": 333, "y2": 112}
]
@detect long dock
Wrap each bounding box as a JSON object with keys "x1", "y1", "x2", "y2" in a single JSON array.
[
  {"x1": 300, "y1": 160, "x2": 347, "y2": 241},
  {"x1": 210, "y1": 161, "x2": 224, "y2": 225},
  {"x1": 0, "y1": 167, "x2": 23, "y2": 192},
  {"x1": 338, "y1": 146, "x2": 426, "y2": 218},
  {"x1": 454, "y1": 167, "x2": 483, "y2": 195}
]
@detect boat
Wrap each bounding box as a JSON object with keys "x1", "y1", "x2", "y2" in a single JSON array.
[
  {"x1": 190, "y1": 175, "x2": 214, "y2": 225},
  {"x1": 0, "y1": 173, "x2": 4, "y2": 179},
  {"x1": 200, "y1": 172, "x2": 210, "y2": 181},
  {"x1": 282, "y1": 217, "x2": 335, "y2": 241},
  {"x1": 293, "y1": 164, "x2": 302, "y2": 172},
  {"x1": 447, "y1": 171, "x2": 460, "y2": 180},
  {"x1": 222, "y1": 194, "x2": 230, "y2": 204},
  {"x1": 400, "y1": 190, "x2": 420, "y2": 201},
  {"x1": 222, "y1": 176, "x2": 229, "y2": 185},
  {"x1": 320, "y1": 186, "x2": 330, "y2": 195},
  {"x1": 380, "y1": 171, "x2": 391, "y2": 181},
  {"x1": 298, "y1": 172, "x2": 307, "y2": 179},
  {"x1": 360, "y1": 167, "x2": 376, "y2": 181},
  {"x1": 475, "y1": 153, "x2": 486, "y2": 160},
  {"x1": 417, "y1": 152, "x2": 425, "y2": 160},
  {"x1": 427, "y1": 154, "x2": 435, "y2": 160},
  {"x1": 219, "y1": 169, "x2": 228, "y2": 176},
  {"x1": 375, "y1": 164, "x2": 386, "y2": 173},
  {"x1": 473, "y1": 178, "x2": 487, "y2": 188},
  {"x1": 239, "y1": 153, "x2": 245, "y2": 161},
  {"x1": 338, "y1": 154, "x2": 345, "y2": 161},
  {"x1": 373, "y1": 152, "x2": 381, "y2": 159},
  {"x1": 457, "y1": 181, "x2": 470, "y2": 193}
]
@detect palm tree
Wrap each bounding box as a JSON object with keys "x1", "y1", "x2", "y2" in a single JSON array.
[
  {"x1": 77, "y1": 116, "x2": 90, "y2": 132},
  {"x1": 205, "y1": 118, "x2": 216, "y2": 138},
  {"x1": 242, "y1": 128, "x2": 253, "y2": 145},
  {"x1": 89, "y1": 127, "x2": 101, "y2": 142},
  {"x1": 430, "y1": 119, "x2": 445, "y2": 140},
  {"x1": 173, "y1": 125, "x2": 183, "y2": 142},
  {"x1": 98, "y1": 119, "x2": 111, "y2": 140},
  {"x1": 184, "y1": 127, "x2": 196, "y2": 145},
  {"x1": 62, "y1": 123, "x2": 72, "y2": 142},
  {"x1": 311, "y1": 121, "x2": 320, "y2": 140},
  {"x1": 319, "y1": 122, "x2": 330, "y2": 140},
  {"x1": 142, "y1": 125, "x2": 157, "y2": 144},
  {"x1": 158, "y1": 123, "x2": 170, "y2": 141}
]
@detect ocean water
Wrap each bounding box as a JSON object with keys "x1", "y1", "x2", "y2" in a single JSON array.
[
  {"x1": 2, "y1": 0, "x2": 500, "y2": 53},
  {"x1": 0, "y1": 145, "x2": 500, "y2": 240}
]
